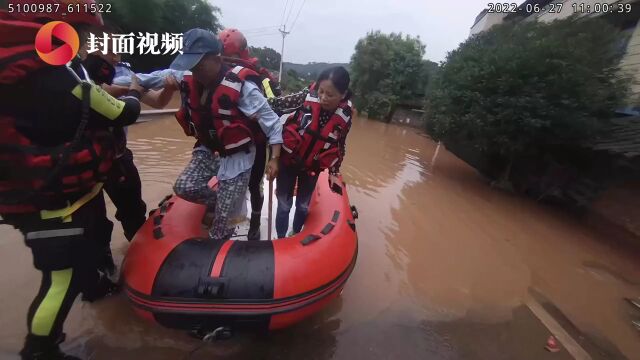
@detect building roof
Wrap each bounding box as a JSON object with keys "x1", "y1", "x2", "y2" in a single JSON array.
[
  {"x1": 591, "y1": 117, "x2": 640, "y2": 158},
  {"x1": 504, "y1": 0, "x2": 555, "y2": 21},
  {"x1": 472, "y1": 9, "x2": 488, "y2": 28}
]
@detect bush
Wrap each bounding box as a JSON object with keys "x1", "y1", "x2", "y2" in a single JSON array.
[
  {"x1": 281, "y1": 69, "x2": 308, "y2": 93},
  {"x1": 249, "y1": 46, "x2": 281, "y2": 72},
  {"x1": 426, "y1": 17, "x2": 630, "y2": 164},
  {"x1": 363, "y1": 92, "x2": 395, "y2": 120}
]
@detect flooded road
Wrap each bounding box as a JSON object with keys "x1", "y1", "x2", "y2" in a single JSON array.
[{"x1": 1, "y1": 116, "x2": 640, "y2": 359}]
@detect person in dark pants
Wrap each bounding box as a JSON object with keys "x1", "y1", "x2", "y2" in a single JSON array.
[
  {"x1": 3, "y1": 193, "x2": 119, "y2": 359},
  {"x1": 273, "y1": 163, "x2": 320, "y2": 237},
  {"x1": 247, "y1": 141, "x2": 267, "y2": 238},
  {"x1": 103, "y1": 147, "x2": 147, "y2": 241},
  {"x1": 0, "y1": 2, "x2": 144, "y2": 358},
  {"x1": 270, "y1": 67, "x2": 353, "y2": 238},
  {"x1": 83, "y1": 42, "x2": 180, "y2": 244}
]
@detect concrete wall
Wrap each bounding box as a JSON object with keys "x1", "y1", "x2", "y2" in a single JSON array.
[
  {"x1": 470, "y1": 11, "x2": 507, "y2": 36},
  {"x1": 535, "y1": 0, "x2": 622, "y2": 22},
  {"x1": 620, "y1": 22, "x2": 640, "y2": 99},
  {"x1": 391, "y1": 107, "x2": 425, "y2": 128}
]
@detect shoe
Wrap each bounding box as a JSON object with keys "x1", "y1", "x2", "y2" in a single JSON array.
[
  {"x1": 287, "y1": 230, "x2": 299, "y2": 237},
  {"x1": 20, "y1": 334, "x2": 81, "y2": 360},
  {"x1": 81, "y1": 275, "x2": 120, "y2": 303},
  {"x1": 247, "y1": 212, "x2": 261, "y2": 241}
]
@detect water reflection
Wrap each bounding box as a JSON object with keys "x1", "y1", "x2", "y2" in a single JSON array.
[{"x1": 1, "y1": 116, "x2": 640, "y2": 358}]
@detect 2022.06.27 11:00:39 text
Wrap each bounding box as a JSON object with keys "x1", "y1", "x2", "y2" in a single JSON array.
[{"x1": 486, "y1": 2, "x2": 633, "y2": 14}]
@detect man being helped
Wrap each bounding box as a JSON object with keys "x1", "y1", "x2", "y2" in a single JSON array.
[
  {"x1": 0, "y1": 2, "x2": 144, "y2": 358},
  {"x1": 172, "y1": 29, "x2": 282, "y2": 242},
  {"x1": 218, "y1": 28, "x2": 281, "y2": 240}
]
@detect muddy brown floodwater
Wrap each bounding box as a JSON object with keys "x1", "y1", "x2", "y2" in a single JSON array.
[{"x1": 1, "y1": 116, "x2": 640, "y2": 359}]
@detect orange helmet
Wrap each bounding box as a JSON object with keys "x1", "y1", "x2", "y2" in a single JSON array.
[
  {"x1": 3, "y1": 0, "x2": 104, "y2": 26},
  {"x1": 219, "y1": 28, "x2": 249, "y2": 59}
]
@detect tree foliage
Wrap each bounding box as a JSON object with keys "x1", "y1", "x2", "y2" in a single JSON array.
[
  {"x1": 426, "y1": 17, "x2": 630, "y2": 162},
  {"x1": 282, "y1": 69, "x2": 308, "y2": 93},
  {"x1": 249, "y1": 46, "x2": 281, "y2": 71},
  {"x1": 101, "y1": 0, "x2": 221, "y2": 71},
  {"x1": 284, "y1": 62, "x2": 350, "y2": 81},
  {"x1": 350, "y1": 31, "x2": 432, "y2": 120}
]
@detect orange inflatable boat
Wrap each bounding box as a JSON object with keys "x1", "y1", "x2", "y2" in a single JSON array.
[{"x1": 122, "y1": 172, "x2": 358, "y2": 338}]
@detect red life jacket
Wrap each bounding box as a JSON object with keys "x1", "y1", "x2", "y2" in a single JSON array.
[
  {"x1": 281, "y1": 90, "x2": 353, "y2": 172},
  {"x1": 222, "y1": 57, "x2": 275, "y2": 82},
  {"x1": 0, "y1": 17, "x2": 48, "y2": 85},
  {"x1": 221, "y1": 57, "x2": 280, "y2": 101},
  {"x1": 0, "y1": 18, "x2": 115, "y2": 214},
  {"x1": 175, "y1": 66, "x2": 266, "y2": 155}
]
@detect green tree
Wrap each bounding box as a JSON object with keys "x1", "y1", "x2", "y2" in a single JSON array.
[
  {"x1": 282, "y1": 69, "x2": 307, "y2": 93},
  {"x1": 101, "y1": 0, "x2": 221, "y2": 71},
  {"x1": 426, "y1": 16, "x2": 630, "y2": 183},
  {"x1": 422, "y1": 60, "x2": 440, "y2": 96},
  {"x1": 249, "y1": 46, "x2": 281, "y2": 71},
  {"x1": 350, "y1": 31, "x2": 429, "y2": 120}
]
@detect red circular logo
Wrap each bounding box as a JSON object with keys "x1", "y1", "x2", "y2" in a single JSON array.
[{"x1": 35, "y1": 21, "x2": 80, "y2": 66}]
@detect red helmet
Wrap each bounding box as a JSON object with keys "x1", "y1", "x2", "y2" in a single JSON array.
[
  {"x1": 219, "y1": 28, "x2": 249, "y2": 59},
  {"x1": 3, "y1": 0, "x2": 104, "y2": 26}
]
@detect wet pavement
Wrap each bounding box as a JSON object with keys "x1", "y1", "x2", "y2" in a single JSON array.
[{"x1": 1, "y1": 116, "x2": 639, "y2": 359}]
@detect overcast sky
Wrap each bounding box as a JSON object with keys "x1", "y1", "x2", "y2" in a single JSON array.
[{"x1": 212, "y1": 0, "x2": 493, "y2": 64}]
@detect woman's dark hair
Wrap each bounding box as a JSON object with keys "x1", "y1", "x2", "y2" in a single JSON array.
[{"x1": 316, "y1": 66, "x2": 352, "y2": 100}]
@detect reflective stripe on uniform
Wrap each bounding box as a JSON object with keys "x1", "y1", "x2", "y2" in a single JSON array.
[
  {"x1": 31, "y1": 269, "x2": 73, "y2": 336},
  {"x1": 336, "y1": 107, "x2": 351, "y2": 123},
  {"x1": 71, "y1": 83, "x2": 126, "y2": 121},
  {"x1": 262, "y1": 78, "x2": 275, "y2": 99},
  {"x1": 224, "y1": 137, "x2": 252, "y2": 150},
  {"x1": 40, "y1": 183, "x2": 103, "y2": 221},
  {"x1": 305, "y1": 94, "x2": 320, "y2": 103},
  {"x1": 221, "y1": 79, "x2": 242, "y2": 92},
  {"x1": 26, "y1": 228, "x2": 84, "y2": 240},
  {"x1": 324, "y1": 132, "x2": 338, "y2": 149}
]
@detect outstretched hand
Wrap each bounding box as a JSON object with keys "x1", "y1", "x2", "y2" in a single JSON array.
[
  {"x1": 129, "y1": 75, "x2": 145, "y2": 94},
  {"x1": 163, "y1": 75, "x2": 180, "y2": 91}
]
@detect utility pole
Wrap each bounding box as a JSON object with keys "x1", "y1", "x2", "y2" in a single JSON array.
[{"x1": 278, "y1": 25, "x2": 290, "y2": 82}]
